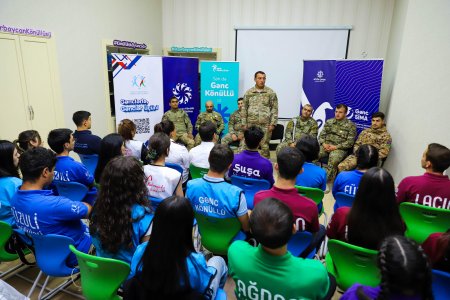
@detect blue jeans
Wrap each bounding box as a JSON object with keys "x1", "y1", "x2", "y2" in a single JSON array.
[{"x1": 207, "y1": 256, "x2": 228, "y2": 300}]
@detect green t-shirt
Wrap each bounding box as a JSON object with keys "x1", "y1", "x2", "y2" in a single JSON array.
[{"x1": 228, "y1": 241, "x2": 330, "y2": 300}]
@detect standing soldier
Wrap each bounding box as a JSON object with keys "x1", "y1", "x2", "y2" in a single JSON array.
[
  {"x1": 161, "y1": 96, "x2": 195, "y2": 150},
  {"x1": 276, "y1": 104, "x2": 318, "y2": 154},
  {"x1": 241, "y1": 71, "x2": 278, "y2": 158},
  {"x1": 318, "y1": 104, "x2": 356, "y2": 180},
  {"x1": 338, "y1": 112, "x2": 392, "y2": 171},
  {"x1": 221, "y1": 98, "x2": 244, "y2": 146},
  {"x1": 194, "y1": 101, "x2": 224, "y2": 146}
]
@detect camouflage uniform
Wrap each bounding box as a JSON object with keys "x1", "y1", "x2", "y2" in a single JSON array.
[
  {"x1": 162, "y1": 108, "x2": 195, "y2": 150},
  {"x1": 194, "y1": 111, "x2": 224, "y2": 145},
  {"x1": 221, "y1": 109, "x2": 244, "y2": 145},
  {"x1": 276, "y1": 116, "x2": 319, "y2": 154},
  {"x1": 318, "y1": 118, "x2": 356, "y2": 180},
  {"x1": 240, "y1": 86, "x2": 278, "y2": 158},
  {"x1": 338, "y1": 125, "x2": 392, "y2": 171}
]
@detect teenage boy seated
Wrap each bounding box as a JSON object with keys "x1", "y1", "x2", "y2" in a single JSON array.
[
  {"x1": 72, "y1": 110, "x2": 101, "y2": 155},
  {"x1": 228, "y1": 126, "x2": 274, "y2": 186},
  {"x1": 254, "y1": 147, "x2": 324, "y2": 256},
  {"x1": 295, "y1": 135, "x2": 327, "y2": 191},
  {"x1": 187, "y1": 144, "x2": 249, "y2": 233},
  {"x1": 228, "y1": 197, "x2": 333, "y2": 300},
  {"x1": 189, "y1": 121, "x2": 217, "y2": 168},
  {"x1": 10, "y1": 148, "x2": 92, "y2": 266}
]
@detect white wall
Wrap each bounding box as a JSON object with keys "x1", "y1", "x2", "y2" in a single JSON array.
[
  {"x1": 0, "y1": 0, "x2": 162, "y2": 137},
  {"x1": 383, "y1": 0, "x2": 450, "y2": 182}
]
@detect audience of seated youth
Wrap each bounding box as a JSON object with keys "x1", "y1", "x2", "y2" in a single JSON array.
[
  {"x1": 14, "y1": 130, "x2": 42, "y2": 154},
  {"x1": 228, "y1": 198, "x2": 334, "y2": 300},
  {"x1": 228, "y1": 126, "x2": 274, "y2": 186},
  {"x1": 90, "y1": 156, "x2": 153, "y2": 265},
  {"x1": 396, "y1": 143, "x2": 450, "y2": 209},
  {"x1": 143, "y1": 132, "x2": 183, "y2": 199},
  {"x1": 295, "y1": 135, "x2": 327, "y2": 191},
  {"x1": 327, "y1": 167, "x2": 405, "y2": 249},
  {"x1": 186, "y1": 144, "x2": 249, "y2": 233},
  {"x1": 154, "y1": 120, "x2": 190, "y2": 183},
  {"x1": 125, "y1": 196, "x2": 228, "y2": 300},
  {"x1": 10, "y1": 148, "x2": 92, "y2": 266},
  {"x1": 0, "y1": 140, "x2": 22, "y2": 225},
  {"x1": 118, "y1": 119, "x2": 149, "y2": 163},
  {"x1": 94, "y1": 133, "x2": 125, "y2": 183},
  {"x1": 422, "y1": 229, "x2": 450, "y2": 273},
  {"x1": 189, "y1": 121, "x2": 217, "y2": 169},
  {"x1": 254, "y1": 147, "x2": 323, "y2": 256},
  {"x1": 341, "y1": 236, "x2": 433, "y2": 300},
  {"x1": 72, "y1": 110, "x2": 102, "y2": 155}
]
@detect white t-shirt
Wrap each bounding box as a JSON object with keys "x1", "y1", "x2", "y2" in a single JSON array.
[
  {"x1": 143, "y1": 164, "x2": 181, "y2": 199},
  {"x1": 189, "y1": 142, "x2": 215, "y2": 168},
  {"x1": 124, "y1": 140, "x2": 143, "y2": 160},
  {"x1": 166, "y1": 139, "x2": 189, "y2": 183}
]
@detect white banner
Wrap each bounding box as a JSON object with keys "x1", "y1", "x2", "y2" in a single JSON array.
[{"x1": 112, "y1": 54, "x2": 164, "y2": 142}]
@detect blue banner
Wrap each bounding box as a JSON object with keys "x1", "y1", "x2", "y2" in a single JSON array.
[
  {"x1": 162, "y1": 57, "x2": 200, "y2": 133},
  {"x1": 200, "y1": 62, "x2": 239, "y2": 135}
]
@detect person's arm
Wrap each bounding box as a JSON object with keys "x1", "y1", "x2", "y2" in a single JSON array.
[
  {"x1": 326, "y1": 209, "x2": 342, "y2": 239},
  {"x1": 194, "y1": 113, "x2": 202, "y2": 131},
  {"x1": 318, "y1": 121, "x2": 329, "y2": 145},
  {"x1": 228, "y1": 112, "x2": 236, "y2": 136},
  {"x1": 238, "y1": 213, "x2": 250, "y2": 232},
  {"x1": 283, "y1": 120, "x2": 294, "y2": 143},
  {"x1": 161, "y1": 112, "x2": 168, "y2": 122},
  {"x1": 175, "y1": 180, "x2": 184, "y2": 197},
  {"x1": 185, "y1": 112, "x2": 193, "y2": 135},
  {"x1": 309, "y1": 119, "x2": 319, "y2": 138},
  {"x1": 396, "y1": 179, "x2": 408, "y2": 203},
  {"x1": 217, "y1": 114, "x2": 224, "y2": 134},
  {"x1": 236, "y1": 192, "x2": 250, "y2": 232},
  {"x1": 337, "y1": 121, "x2": 357, "y2": 150},
  {"x1": 269, "y1": 92, "x2": 278, "y2": 128},
  {"x1": 83, "y1": 202, "x2": 92, "y2": 218},
  {"x1": 378, "y1": 132, "x2": 392, "y2": 159},
  {"x1": 352, "y1": 132, "x2": 364, "y2": 154},
  {"x1": 241, "y1": 94, "x2": 249, "y2": 128}
]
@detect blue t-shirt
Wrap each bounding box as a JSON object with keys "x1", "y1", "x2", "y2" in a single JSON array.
[
  {"x1": 333, "y1": 170, "x2": 364, "y2": 210},
  {"x1": 54, "y1": 156, "x2": 94, "y2": 187},
  {"x1": 296, "y1": 162, "x2": 327, "y2": 191},
  {"x1": 92, "y1": 204, "x2": 153, "y2": 264},
  {"x1": 0, "y1": 177, "x2": 22, "y2": 225},
  {"x1": 228, "y1": 150, "x2": 274, "y2": 186},
  {"x1": 73, "y1": 130, "x2": 101, "y2": 155}
]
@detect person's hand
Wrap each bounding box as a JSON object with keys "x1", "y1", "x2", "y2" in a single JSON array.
[
  {"x1": 188, "y1": 133, "x2": 194, "y2": 139},
  {"x1": 237, "y1": 133, "x2": 244, "y2": 140},
  {"x1": 323, "y1": 143, "x2": 331, "y2": 152},
  {"x1": 231, "y1": 134, "x2": 238, "y2": 141},
  {"x1": 289, "y1": 142, "x2": 295, "y2": 147},
  {"x1": 329, "y1": 145, "x2": 338, "y2": 151},
  {"x1": 268, "y1": 124, "x2": 275, "y2": 132}
]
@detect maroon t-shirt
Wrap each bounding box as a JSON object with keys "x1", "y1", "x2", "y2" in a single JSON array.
[
  {"x1": 326, "y1": 207, "x2": 350, "y2": 242},
  {"x1": 254, "y1": 186, "x2": 320, "y2": 232},
  {"x1": 422, "y1": 232, "x2": 450, "y2": 273},
  {"x1": 396, "y1": 173, "x2": 450, "y2": 209}
]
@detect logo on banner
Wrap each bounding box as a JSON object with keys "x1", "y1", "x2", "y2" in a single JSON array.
[
  {"x1": 212, "y1": 64, "x2": 229, "y2": 73},
  {"x1": 173, "y1": 83, "x2": 193, "y2": 104},
  {"x1": 314, "y1": 70, "x2": 326, "y2": 83},
  {"x1": 132, "y1": 75, "x2": 146, "y2": 89}
]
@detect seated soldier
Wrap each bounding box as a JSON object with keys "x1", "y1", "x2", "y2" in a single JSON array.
[
  {"x1": 295, "y1": 135, "x2": 327, "y2": 191},
  {"x1": 228, "y1": 197, "x2": 333, "y2": 300},
  {"x1": 10, "y1": 148, "x2": 92, "y2": 266},
  {"x1": 189, "y1": 121, "x2": 217, "y2": 169},
  {"x1": 228, "y1": 126, "x2": 274, "y2": 186},
  {"x1": 72, "y1": 111, "x2": 102, "y2": 155},
  {"x1": 221, "y1": 98, "x2": 244, "y2": 146},
  {"x1": 194, "y1": 101, "x2": 224, "y2": 146},
  {"x1": 162, "y1": 96, "x2": 195, "y2": 150}
]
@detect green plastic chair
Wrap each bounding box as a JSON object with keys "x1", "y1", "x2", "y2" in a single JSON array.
[
  {"x1": 0, "y1": 221, "x2": 20, "y2": 262},
  {"x1": 399, "y1": 202, "x2": 450, "y2": 244},
  {"x1": 195, "y1": 213, "x2": 242, "y2": 255},
  {"x1": 69, "y1": 245, "x2": 130, "y2": 300},
  {"x1": 325, "y1": 239, "x2": 380, "y2": 291},
  {"x1": 189, "y1": 164, "x2": 209, "y2": 179},
  {"x1": 295, "y1": 185, "x2": 326, "y2": 219}
]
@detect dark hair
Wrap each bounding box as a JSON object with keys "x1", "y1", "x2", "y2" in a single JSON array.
[
  {"x1": 118, "y1": 119, "x2": 136, "y2": 141},
  {"x1": 169, "y1": 96, "x2": 178, "y2": 103},
  {"x1": 277, "y1": 147, "x2": 305, "y2": 180},
  {"x1": 208, "y1": 144, "x2": 233, "y2": 173},
  {"x1": 14, "y1": 130, "x2": 41, "y2": 154},
  {"x1": 19, "y1": 147, "x2": 56, "y2": 182},
  {"x1": 148, "y1": 133, "x2": 170, "y2": 162},
  {"x1": 72, "y1": 111, "x2": 91, "y2": 127},
  {"x1": 336, "y1": 104, "x2": 348, "y2": 113},
  {"x1": 199, "y1": 121, "x2": 216, "y2": 142},
  {"x1": 0, "y1": 140, "x2": 20, "y2": 178},
  {"x1": 94, "y1": 134, "x2": 124, "y2": 183},
  {"x1": 90, "y1": 156, "x2": 150, "y2": 254},
  {"x1": 295, "y1": 135, "x2": 320, "y2": 162},
  {"x1": 237, "y1": 97, "x2": 243, "y2": 103},
  {"x1": 154, "y1": 120, "x2": 175, "y2": 136},
  {"x1": 250, "y1": 198, "x2": 293, "y2": 249},
  {"x1": 47, "y1": 128, "x2": 72, "y2": 154},
  {"x1": 254, "y1": 71, "x2": 266, "y2": 78},
  {"x1": 372, "y1": 112, "x2": 385, "y2": 120},
  {"x1": 138, "y1": 196, "x2": 195, "y2": 298},
  {"x1": 347, "y1": 168, "x2": 404, "y2": 249},
  {"x1": 356, "y1": 144, "x2": 379, "y2": 170},
  {"x1": 244, "y1": 126, "x2": 264, "y2": 149},
  {"x1": 426, "y1": 143, "x2": 450, "y2": 173}
]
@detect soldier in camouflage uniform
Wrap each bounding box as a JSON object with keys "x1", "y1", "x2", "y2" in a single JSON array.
[
  {"x1": 161, "y1": 96, "x2": 195, "y2": 150},
  {"x1": 240, "y1": 71, "x2": 278, "y2": 158},
  {"x1": 318, "y1": 104, "x2": 356, "y2": 180},
  {"x1": 194, "y1": 101, "x2": 224, "y2": 146},
  {"x1": 276, "y1": 104, "x2": 318, "y2": 154},
  {"x1": 338, "y1": 112, "x2": 392, "y2": 172},
  {"x1": 221, "y1": 98, "x2": 244, "y2": 146}
]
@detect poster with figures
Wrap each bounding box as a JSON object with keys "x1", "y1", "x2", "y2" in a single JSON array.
[{"x1": 112, "y1": 54, "x2": 164, "y2": 142}]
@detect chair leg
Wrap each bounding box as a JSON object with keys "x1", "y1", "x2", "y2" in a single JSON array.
[
  {"x1": 0, "y1": 263, "x2": 30, "y2": 280},
  {"x1": 40, "y1": 273, "x2": 81, "y2": 300},
  {"x1": 38, "y1": 275, "x2": 51, "y2": 300},
  {"x1": 28, "y1": 270, "x2": 44, "y2": 298}
]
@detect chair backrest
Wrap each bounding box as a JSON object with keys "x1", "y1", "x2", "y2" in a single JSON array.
[
  {"x1": 31, "y1": 234, "x2": 77, "y2": 277},
  {"x1": 78, "y1": 154, "x2": 99, "y2": 176},
  {"x1": 295, "y1": 185, "x2": 324, "y2": 205},
  {"x1": 0, "y1": 221, "x2": 19, "y2": 261},
  {"x1": 230, "y1": 175, "x2": 271, "y2": 209},
  {"x1": 165, "y1": 162, "x2": 184, "y2": 174},
  {"x1": 432, "y1": 269, "x2": 450, "y2": 300},
  {"x1": 287, "y1": 230, "x2": 313, "y2": 257},
  {"x1": 326, "y1": 239, "x2": 379, "y2": 291},
  {"x1": 399, "y1": 202, "x2": 450, "y2": 243},
  {"x1": 195, "y1": 213, "x2": 241, "y2": 255},
  {"x1": 189, "y1": 164, "x2": 209, "y2": 179},
  {"x1": 270, "y1": 124, "x2": 284, "y2": 141},
  {"x1": 54, "y1": 181, "x2": 89, "y2": 202},
  {"x1": 334, "y1": 192, "x2": 355, "y2": 209},
  {"x1": 69, "y1": 245, "x2": 130, "y2": 300}
]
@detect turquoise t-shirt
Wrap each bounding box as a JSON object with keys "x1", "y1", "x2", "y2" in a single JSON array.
[
  {"x1": 0, "y1": 177, "x2": 22, "y2": 225},
  {"x1": 228, "y1": 241, "x2": 330, "y2": 300}
]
